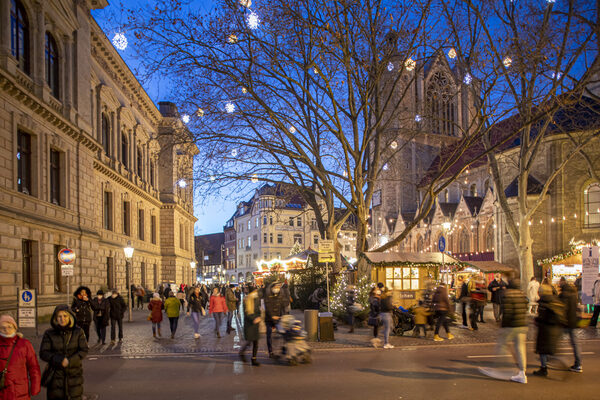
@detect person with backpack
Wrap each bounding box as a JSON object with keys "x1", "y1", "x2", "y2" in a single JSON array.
[
  {"x1": 533, "y1": 284, "x2": 565, "y2": 377},
  {"x1": 558, "y1": 277, "x2": 582, "y2": 373}
]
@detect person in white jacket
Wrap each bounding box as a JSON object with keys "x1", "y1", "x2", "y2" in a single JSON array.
[
  {"x1": 590, "y1": 276, "x2": 600, "y2": 328},
  {"x1": 527, "y1": 277, "x2": 540, "y2": 314}
]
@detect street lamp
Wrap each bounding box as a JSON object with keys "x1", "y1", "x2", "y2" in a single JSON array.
[
  {"x1": 123, "y1": 240, "x2": 134, "y2": 322},
  {"x1": 190, "y1": 260, "x2": 196, "y2": 284},
  {"x1": 441, "y1": 222, "x2": 452, "y2": 284}
]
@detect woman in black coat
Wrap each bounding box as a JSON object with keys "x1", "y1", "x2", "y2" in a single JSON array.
[
  {"x1": 90, "y1": 290, "x2": 110, "y2": 345},
  {"x1": 70, "y1": 286, "x2": 92, "y2": 341},
  {"x1": 533, "y1": 285, "x2": 564, "y2": 377},
  {"x1": 39, "y1": 305, "x2": 89, "y2": 400},
  {"x1": 239, "y1": 285, "x2": 261, "y2": 366}
]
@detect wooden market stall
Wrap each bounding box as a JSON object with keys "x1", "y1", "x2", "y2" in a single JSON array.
[
  {"x1": 539, "y1": 252, "x2": 582, "y2": 285},
  {"x1": 361, "y1": 252, "x2": 464, "y2": 308}
]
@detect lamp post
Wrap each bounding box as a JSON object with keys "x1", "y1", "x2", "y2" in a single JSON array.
[
  {"x1": 441, "y1": 222, "x2": 452, "y2": 284},
  {"x1": 190, "y1": 260, "x2": 197, "y2": 284},
  {"x1": 123, "y1": 240, "x2": 134, "y2": 322}
]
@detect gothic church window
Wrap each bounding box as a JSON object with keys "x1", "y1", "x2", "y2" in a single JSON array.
[
  {"x1": 426, "y1": 72, "x2": 456, "y2": 136},
  {"x1": 584, "y1": 183, "x2": 600, "y2": 228},
  {"x1": 459, "y1": 229, "x2": 470, "y2": 253}
]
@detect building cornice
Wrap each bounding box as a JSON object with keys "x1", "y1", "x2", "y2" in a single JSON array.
[{"x1": 93, "y1": 160, "x2": 162, "y2": 207}]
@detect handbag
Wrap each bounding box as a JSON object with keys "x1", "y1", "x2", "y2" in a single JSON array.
[
  {"x1": 0, "y1": 337, "x2": 18, "y2": 390},
  {"x1": 147, "y1": 313, "x2": 152, "y2": 321},
  {"x1": 40, "y1": 364, "x2": 54, "y2": 388}
]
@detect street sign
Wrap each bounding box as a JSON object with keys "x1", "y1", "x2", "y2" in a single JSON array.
[
  {"x1": 18, "y1": 289, "x2": 35, "y2": 308},
  {"x1": 58, "y1": 248, "x2": 76, "y2": 264},
  {"x1": 438, "y1": 236, "x2": 446, "y2": 253},
  {"x1": 318, "y1": 253, "x2": 335, "y2": 263},
  {"x1": 318, "y1": 240, "x2": 335, "y2": 263},
  {"x1": 61, "y1": 264, "x2": 74, "y2": 276},
  {"x1": 582, "y1": 246, "x2": 599, "y2": 305},
  {"x1": 18, "y1": 308, "x2": 35, "y2": 328}
]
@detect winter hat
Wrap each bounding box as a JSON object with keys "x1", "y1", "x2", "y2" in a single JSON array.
[
  {"x1": 153, "y1": 293, "x2": 160, "y2": 298},
  {"x1": 0, "y1": 314, "x2": 18, "y2": 331},
  {"x1": 97, "y1": 289, "x2": 104, "y2": 295}
]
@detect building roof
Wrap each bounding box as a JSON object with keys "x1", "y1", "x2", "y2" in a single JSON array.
[
  {"x1": 503, "y1": 175, "x2": 544, "y2": 198},
  {"x1": 194, "y1": 233, "x2": 224, "y2": 266},
  {"x1": 463, "y1": 196, "x2": 484, "y2": 216},
  {"x1": 361, "y1": 251, "x2": 463, "y2": 265},
  {"x1": 439, "y1": 202, "x2": 458, "y2": 218}
]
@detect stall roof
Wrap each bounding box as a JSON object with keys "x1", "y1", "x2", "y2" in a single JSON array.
[
  {"x1": 463, "y1": 260, "x2": 517, "y2": 274},
  {"x1": 361, "y1": 252, "x2": 463, "y2": 265}
]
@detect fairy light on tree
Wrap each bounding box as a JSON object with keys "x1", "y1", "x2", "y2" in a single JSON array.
[
  {"x1": 448, "y1": 48, "x2": 457, "y2": 59},
  {"x1": 247, "y1": 12, "x2": 260, "y2": 29},
  {"x1": 112, "y1": 32, "x2": 128, "y2": 50},
  {"x1": 390, "y1": 140, "x2": 398, "y2": 149},
  {"x1": 405, "y1": 58, "x2": 416, "y2": 71},
  {"x1": 181, "y1": 114, "x2": 190, "y2": 124},
  {"x1": 231, "y1": 148, "x2": 238, "y2": 157},
  {"x1": 228, "y1": 34, "x2": 238, "y2": 44},
  {"x1": 251, "y1": 174, "x2": 258, "y2": 183},
  {"x1": 503, "y1": 56, "x2": 512, "y2": 68},
  {"x1": 463, "y1": 73, "x2": 472, "y2": 85},
  {"x1": 415, "y1": 114, "x2": 422, "y2": 122},
  {"x1": 289, "y1": 126, "x2": 296, "y2": 133},
  {"x1": 387, "y1": 62, "x2": 394, "y2": 71},
  {"x1": 196, "y1": 108, "x2": 204, "y2": 117},
  {"x1": 225, "y1": 102, "x2": 236, "y2": 113},
  {"x1": 240, "y1": 0, "x2": 252, "y2": 7}
]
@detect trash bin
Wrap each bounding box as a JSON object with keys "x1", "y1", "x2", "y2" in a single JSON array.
[
  {"x1": 304, "y1": 309, "x2": 318, "y2": 342},
  {"x1": 318, "y1": 312, "x2": 335, "y2": 342}
]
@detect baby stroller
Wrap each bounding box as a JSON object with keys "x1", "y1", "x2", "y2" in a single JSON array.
[
  {"x1": 392, "y1": 306, "x2": 415, "y2": 336},
  {"x1": 276, "y1": 315, "x2": 312, "y2": 365}
]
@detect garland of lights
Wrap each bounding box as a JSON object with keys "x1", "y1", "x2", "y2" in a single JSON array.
[
  {"x1": 536, "y1": 239, "x2": 600, "y2": 267},
  {"x1": 359, "y1": 252, "x2": 466, "y2": 269}
]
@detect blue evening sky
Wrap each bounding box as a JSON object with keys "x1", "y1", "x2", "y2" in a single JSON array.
[{"x1": 93, "y1": 1, "x2": 239, "y2": 236}]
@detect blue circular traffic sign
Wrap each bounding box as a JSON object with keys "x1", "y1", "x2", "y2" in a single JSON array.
[
  {"x1": 438, "y1": 236, "x2": 446, "y2": 252},
  {"x1": 21, "y1": 290, "x2": 33, "y2": 303}
]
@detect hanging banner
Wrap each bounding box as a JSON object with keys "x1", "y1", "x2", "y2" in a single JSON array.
[{"x1": 582, "y1": 246, "x2": 599, "y2": 305}]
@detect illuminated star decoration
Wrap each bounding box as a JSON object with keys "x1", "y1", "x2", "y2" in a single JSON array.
[
  {"x1": 383, "y1": 164, "x2": 389, "y2": 171},
  {"x1": 503, "y1": 56, "x2": 512, "y2": 68},
  {"x1": 112, "y1": 32, "x2": 128, "y2": 51},
  {"x1": 247, "y1": 12, "x2": 259, "y2": 29},
  {"x1": 415, "y1": 114, "x2": 422, "y2": 122},
  {"x1": 181, "y1": 114, "x2": 190, "y2": 124},
  {"x1": 231, "y1": 148, "x2": 238, "y2": 157},
  {"x1": 251, "y1": 174, "x2": 258, "y2": 183},
  {"x1": 463, "y1": 73, "x2": 472, "y2": 85},
  {"x1": 225, "y1": 102, "x2": 236, "y2": 113},
  {"x1": 240, "y1": 0, "x2": 252, "y2": 7},
  {"x1": 405, "y1": 58, "x2": 416, "y2": 71},
  {"x1": 390, "y1": 140, "x2": 398, "y2": 149},
  {"x1": 387, "y1": 62, "x2": 394, "y2": 71},
  {"x1": 448, "y1": 48, "x2": 457, "y2": 59}
]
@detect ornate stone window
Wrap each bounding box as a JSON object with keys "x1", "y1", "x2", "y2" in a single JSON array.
[
  {"x1": 45, "y1": 32, "x2": 59, "y2": 98},
  {"x1": 426, "y1": 72, "x2": 457, "y2": 136},
  {"x1": 584, "y1": 183, "x2": 600, "y2": 228},
  {"x1": 102, "y1": 114, "x2": 111, "y2": 156},
  {"x1": 459, "y1": 228, "x2": 470, "y2": 253},
  {"x1": 485, "y1": 223, "x2": 494, "y2": 252},
  {"x1": 11, "y1": 0, "x2": 30, "y2": 74}
]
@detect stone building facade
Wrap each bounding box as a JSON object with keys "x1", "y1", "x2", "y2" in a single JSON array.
[{"x1": 0, "y1": 0, "x2": 196, "y2": 316}]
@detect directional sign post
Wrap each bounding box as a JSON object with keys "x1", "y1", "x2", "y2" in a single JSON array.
[
  {"x1": 438, "y1": 236, "x2": 447, "y2": 284},
  {"x1": 17, "y1": 289, "x2": 37, "y2": 335},
  {"x1": 58, "y1": 248, "x2": 76, "y2": 304},
  {"x1": 319, "y1": 240, "x2": 336, "y2": 312}
]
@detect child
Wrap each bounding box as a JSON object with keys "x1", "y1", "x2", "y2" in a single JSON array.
[{"x1": 412, "y1": 300, "x2": 431, "y2": 338}]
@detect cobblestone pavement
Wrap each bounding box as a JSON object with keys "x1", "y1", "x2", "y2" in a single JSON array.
[{"x1": 23, "y1": 306, "x2": 600, "y2": 356}]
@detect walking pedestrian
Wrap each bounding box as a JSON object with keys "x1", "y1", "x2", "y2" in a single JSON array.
[
  {"x1": 527, "y1": 277, "x2": 540, "y2": 314},
  {"x1": 264, "y1": 282, "x2": 286, "y2": 357},
  {"x1": 558, "y1": 277, "x2": 582, "y2": 373},
  {"x1": 533, "y1": 284, "x2": 565, "y2": 377},
  {"x1": 130, "y1": 284, "x2": 136, "y2": 306},
  {"x1": 590, "y1": 275, "x2": 600, "y2": 328},
  {"x1": 239, "y1": 285, "x2": 261, "y2": 366},
  {"x1": 0, "y1": 314, "x2": 41, "y2": 399},
  {"x1": 135, "y1": 286, "x2": 146, "y2": 310},
  {"x1": 209, "y1": 287, "x2": 227, "y2": 338},
  {"x1": 379, "y1": 288, "x2": 394, "y2": 349},
  {"x1": 187, "y1": 286, "x2": 206, "y2": 339},
  {"x1": 39, "y1": 305, "x2": 88, "y2": 400},
  {"x1": 468, "y1": 273, "x2": 486, "y2": 331},
  {"x1": 346, "y1": 285, "x2": 357, "y2": 333},
  {"x1": 433, "y1": 284, "x2": 454, "y2": 341},
  {"x1": 164, "y1": 291, "x2": 181, "y2": 339},
  {"x1": 225, "y1": 284, "x2": 237, "y2": 334},
  {"x1": 176, "y1": 289, "x2": 186, "y2": 312},
  {"x1": 412, "y1": 300, "x2": 431, "y2": 338},
  {"x1": 368, "y1": 286, "x2": 382, "y2": 348},
  {"x1": 457, "y1": 276, "x2": 470, "y2": 329},
  {"x1": 148, "y1": 293, "x2": 164, "y2": 337},
  {"x1": 108, "y1": 289, "x2": 126, "y2": 345},
  {"x1": 70, "y1": 286, "x2": 92, "y2": 341},
  {"x1": 479, "y1": 277, "x2": 529, "y2": 383},
  {"x1": 488, "y1": 274, "x2": 507, "y2": 322},
  {"x1": 90, "y1": 290, "x2": 110, "y2": 345}
]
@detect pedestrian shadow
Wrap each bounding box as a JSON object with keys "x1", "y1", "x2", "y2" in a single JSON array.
[{"x1": 357, "y1": 367, "x2": 488, "y2": 381}]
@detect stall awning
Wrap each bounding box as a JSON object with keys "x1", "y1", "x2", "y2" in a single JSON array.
[
  {"x1": 361, "y1": 252, "x2": 463, "y2": 266},
  {"x1": 463, "y1": 260, "x2": 517, "y2": 274}
]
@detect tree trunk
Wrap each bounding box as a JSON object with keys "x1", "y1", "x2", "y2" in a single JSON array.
[
  {"x1": 517, "y1": 224, "x2": 534, "y2": 284},
  {"x1": 355, "y1": 206, "x2": 370, "y2": 277},
  {"x1": 326, "y1": 224, "x2": 342, "y2": 273}
]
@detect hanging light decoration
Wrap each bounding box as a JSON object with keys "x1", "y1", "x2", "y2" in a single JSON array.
[
  {"x1": 313, "y1": 67, "x2": 319, "y2": 74},
  {"x1": 383, "y1": 163, "x2": 389, "y2": 171},
  {"x1": 247, "y1": 12, "x2": 260, "y2": 29},
  {"x1": 342, "y1": 170, "x2": 348, "y2": 177},
  {"x1": 231, "y1": 148, "x2": 238, "y2": 157},
  {"x1": 242, "y1": 87, "x2": 247, "y2": 93},
  {"x1": 405, "y1": 58, "x2": 416, "y2": 71},
  {"x1": 240, "y1": 0, "x2": 252, "y2": 7},
  {"x1": 251, "y1": 174, "x2": 258, "y2": 183},
  {"x1": 463, "y1": 73, "x2": 472, "y2": 85},
  {"x1": 225, "y1": 102, "x2": 236, "y2": 113},
  {"x1": 112, "y1": 32, "x2": 128, "y2": 51},
  {"x1": 387, "y1": 62, "x2": 394, "y2": 71},
  {"x1": 551, "y1": 71, "x2": 562, "y2": 79},
  {"x1": 289, "y1": 126, "x2": 296, "y2": 134},
  {"x1": 503, "y1": 56, "x2": 512, "y2": 68},
  {"x1": 196, "y1": 108, "x2": 205, "y2": 117},
  {"x1": 181, "y1": 114, "x2": 190, "y2": 124},
  {"x1": 228, "y1": 34, "x2": 238, "y2": 44},
  {"x1": 448, "y1": 48, "x2": 457, "y2": 59},
  {"x1": 209, "y1": 175, "x2": 216, "y2": 182},
  {"x1": 415, "y1": 114, "x2": 422, "y2": 122},
  {"x1": 390, "y1": 140, "x2": 398, "y2": 149}
]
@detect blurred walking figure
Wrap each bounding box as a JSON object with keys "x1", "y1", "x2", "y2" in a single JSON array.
[
  {"x1": 209, "y1": 287, "x2": 227, "y2": 338},
  {"x1": 488, "y1": 274, "x2": 507, "y2": 322},
  {"x1": 135, "y1": 286, "x2": 146, "y2": 310},
  {"x1": 239, "y1": 285, "x2": 261, "y2": 366},
  {"x1": 39, "y1": 305, "x2": 88, "y2": 400},
  {"x1": 379, "y1": 287, "x2": 394, "y2": 349},
  {"x1": 533, "y1": 284, "x2": 565, "y2": 377},
  {"x1": 527, "y1": 277, "x2": 540, "y2": 314},
  {"x1": 590, "y1": 275, "x2": 600, "y2": 328},
  {"x1": 479, "y1": 277, "x2": 529, "y2": 384},
  {"x1": 412, "y1": 301, "x2": 431, "y2": 338},
  {"x1": 0, "y1": 314, "x2": 41, "y2": 399},
  {"x1": 70, "y1": 286, "x2": 92, "y2": 341},
  {"x1": 176, "y1": 289, "x2": 186, "y2": 311},
  {"x1": 187, "y1": 286, "x2": 207, "y2": 339},
  {"x1": 264, "y1": 282, "x2": 286, "y2": 357},
  {"x1": 432, "y1": 284, "x2": 454, "y2": 341},
  {"x1": 457, "y1": 276, "x2": 470, "y2": 329},
  {"x1": 346, "y1": 285, "x2": 357, "y2": 333},
  {"x1": 368, "y1": 286, "x2": 382, "y2": 348},
  {"x1": 468, "y1": 273, "x2": 486, "y2": 331},
  {"x1": 108, "y1": 289, "x2": 126, "y2": 345},
  {"x1": 90, "y1": 290, "x2": 110, "y2": 345},
  {"x1": 148, "y1": 293, "x2": 164, "y2": 337},
  {"x1": 225, "y1": 284, "x2": 237, "y2": 334},
  {"x1": 164, "y1": 291, "x2": 181, "y2": 339},
  {"x1": 558, "y1": 277, "x2": 582, "y2": 373}
]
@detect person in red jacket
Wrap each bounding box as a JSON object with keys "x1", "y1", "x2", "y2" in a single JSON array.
[
  {"x1": 0, "y1": 314, "x2": 41, "y2": 400},
  {"x1": 209, "y1": 287, "x2": 228, "y2": 338}
]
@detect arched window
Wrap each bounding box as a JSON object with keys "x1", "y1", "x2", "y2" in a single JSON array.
[
  {"x1": 584, "y1": 183, "x2": 600, "y2": 228},
  {"x1": 121, "y1": 133, "x2": 129, "y2": 169},
  {"x1": 459, "y1": 229, "x2": 470, "y2": 253},
  {"x1": 416, "y1": 235, "x2": 424, "y2": 252},
  {"x1": 470, "y1": 184, "x2": 477, "y2": 197},
  {"x1": 101, "y1": 114, "x2": 111, "y2": 156},
  {"x1": 426, "y1": 72, "x2": 456, "y2": 136},
  {"x1": 485, "y1": 223, "x2": 494, "y2": 252},
  {"x1": 10, "y1": 0, "x2": 30, "y2": 74},
  {"x1": 45, "y1": 32, "x2": 59, "y2": 98}
]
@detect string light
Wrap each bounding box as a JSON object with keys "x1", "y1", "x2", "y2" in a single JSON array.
[
  {"x1": 181, "y1": 114, "x2": 190, "y2": 124},
  {"x1": 463, "y1": 73, "x2": 472, "y2": 85},
  {"x1": 228, "y1": 34, "x2": 238, "y2": 44},
  {"x1": 240, "y1": 0, "x2": 252, "y2": 7},
  {"x1": 247, "y1": 12, "x2": 260, "y2": 29},
  {"x1": 415, "y1": 114, "x2": 422, "y2": 122},
  {"x1": 210, "y1": 175, "x2": 215, "y2": 182},
  {"x1": 251, "y1": 174, "x2": 258, "y2": 183},
  {"x1": 387, "y1": 62, "x2": 394, "y2": 71},
  {"x1": 112, "y1": 32, "x2": 128, "y2": 50},
  {"x1": 242, "y1": 87, "x2": 247, "y2": 93},
  {"x1": 448, "y1": 48, "x2": 457, "y2": 59},
  {"x1": 405, "y1": 58, "x2": 416, "y2": 71},
  {"x1": 503, "y1": 57, "x2": 512, "y2": 68},
  {"x1": 289, "y1": 126, "x2": 296, "y2": 133},
  {"x1": 551, "y1": 217, "x2": 555, "y2": 223},
  {"x1": 390, "y1": 140, "x2": 398, "y2": 149},
  {"x1": 231, "y1": 148, "x2": 238, "y2": 157},
  {"x1": 383, "y1": 163, "x2": 389, "y2": 171},
  {"x1": 225, "y1": 102, "x2": 235, "y2": 113},
  {"x1": 196, "y1": 108, "x2": 205, "y2": 117}
]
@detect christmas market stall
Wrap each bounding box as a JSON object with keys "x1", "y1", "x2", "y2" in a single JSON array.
[
  {"x1": 253, "y1": 249, "x2": 319, "y2": 284},
  {"x1": 360, "y1": 252, "x2": 464, "y2": 308},
  {"x1": 462, "y1": 260, "x2": 518, "y2": 283},
  {"x1": 537, "y1": 248, "x2": 583, "y2": 285}
]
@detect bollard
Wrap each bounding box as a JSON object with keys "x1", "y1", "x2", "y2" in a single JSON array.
[{"x1": 304, "y1": 309, "x2": 318, "y2": 342}]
